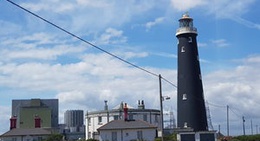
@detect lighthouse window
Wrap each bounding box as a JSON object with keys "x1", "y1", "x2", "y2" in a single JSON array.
[
  {"x1": 182, "y1": 94, "x2": 187, "y2": 100},
  {"x1": 184, "y1": 122, "x2": 188, "y2": 128},
  {"x1": 189, "y1": 37, "x2": 192, "y2": 43},
  {"x1": 181, "y1": 46, "x2": 185, "y2": 53}
]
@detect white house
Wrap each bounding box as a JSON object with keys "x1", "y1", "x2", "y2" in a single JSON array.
[
  {"x1": 97, "y1": 120, "x2": 157, "y2": 141},
  {"x1": 85, "y1": 101, "x2": 161, "y2": 140}
]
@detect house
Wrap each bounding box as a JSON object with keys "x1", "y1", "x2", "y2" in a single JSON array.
[
  {"x1": 0, "y1": 99, "x2": 59, "y2": 141},
  {"x1": 86, "y1": 100, "x2": 162, "y2": 139},
  {"x1": 0, "y1": 128, "x2": 52, "y2": 141},
  {"x1": 97, "y1": 120, "x2": 157, "y2": 141}
]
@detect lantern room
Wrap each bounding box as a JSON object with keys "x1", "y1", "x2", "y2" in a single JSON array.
[{"x1": 176, "y1": 13, "x2": 197, "y2": 36}]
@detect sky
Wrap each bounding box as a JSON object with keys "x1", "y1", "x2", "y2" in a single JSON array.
[{"x1": 0, "y1": 0, "x2": 260, "y2": 136}]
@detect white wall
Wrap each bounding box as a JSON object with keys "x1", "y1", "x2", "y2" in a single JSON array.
[{"x1": 99, "y1": 129, "x2": 156, "y2": 141}]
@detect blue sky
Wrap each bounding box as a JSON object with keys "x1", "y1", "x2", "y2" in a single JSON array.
[{"x1": 1, "y1": 0, "x2": 260, "y2": 136}]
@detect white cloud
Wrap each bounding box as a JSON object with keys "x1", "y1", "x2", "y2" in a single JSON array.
[
  {"x1": 206, "y1": 0, "x2": 255, "y2": 18},
  {"x1": 242, "y1": 55, "x2": 260, "y2": 64},
  {"x1": 0, "y1": 47, "x2": 176, "y2": 116},
  {"x1": 0, "y1": 33, "x2": 85, "y2": 62},
  {"x1": 233, "y1": 16, "x2": 260, "y2": 30},
  {"x1": 145, "y1": 17, "x2": 165, "y2": 31},
  {"x1": 211, "y1": 39, "x2": 229, "y2": 47},
  {"x1": 204, "y1": 55, "x2": 260, "y2": 133},
  {"x1": 151, "y1": 52, "x2": 177, "y2": 59},
  {"x1": 19, "y1": 0, "x2": 157, "y2": 33},
  {"x1": 170, "y1": 0, "x2": 206, "y2": 11},
  {"x1": 21, "y1": 1, "x2": 75, "y2": 13},
  {"x1": 0, "y1": 20, "x2": 22, "y2": 36},
  {"x1": 205, "y1": 0, "x2": 259, "y2": 30},
  {"x1": 95, "y1": 28, "x2": 127, "y2": 45},
  {"x1": 198, "y1": 42, "x2": 207, "y2": 47},
  {"x1": 0, "y1": 106, "x2": 10, "y2": 133}
]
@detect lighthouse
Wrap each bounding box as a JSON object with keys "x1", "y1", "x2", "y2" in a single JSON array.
[{"x1": 176, "y1": 13, "x2": 208, "y2": 131}]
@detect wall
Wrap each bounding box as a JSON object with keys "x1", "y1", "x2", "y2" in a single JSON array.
[
  {"x1": 20, "y1": 107, "x2": 51, "y2": 128},
  {"x1": 99, "y1": 129, "x2": 156, "y2": 141}
]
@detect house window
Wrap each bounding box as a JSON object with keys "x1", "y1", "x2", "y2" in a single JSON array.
[
  {"x1": 98, "y1": 116, "x2": 102, "y2": 123},
  {"x1": 129, "y1": 114, "x2": 133, "y2": 120},
  {"x1": 38, "y1": 137, "x2": 43, "y2": 141},
  {"x1": 114, "y1": 115, "x2": 119, "y2": 120},
  {"x1": 88, "y1": 118, "x2": 91, "y2": 126},
  {"x1": 137, "y1": 131, "x2": 143, "y2": 140},
  {"x1": 143, "y1": 114, "x2": 147, "y2": 121},
  {"x1": 12, "y1": 138, "x2": 17, "y2": 141},
  {"x1": 182, "y1": 94, "x2": 187, "y2": 100},
  {"x1": 155, "y1": 115, "x2": 158, "y2": 123},
  {"x1": 112, "y1": 132, "x2": 117, "y2": 141}
]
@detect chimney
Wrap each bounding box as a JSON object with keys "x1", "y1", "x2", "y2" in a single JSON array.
[
  {"x1": 123, "y1": 103, "x2": 128, "y2": 121},
  {"x1": 10, "y1": 116, "x2": 17, "y2": 130},
  {"x1": 34, "y1": 115, "x2": 41, "y2": 128},
  {"x1": 104, "y1": 100, "x2": 108, "y2": 110},
  {"x1": 141, "y1": 100, "x2": 145, "y2": 109},
  {"x1": 138, "y1": 100, "x2": 145, "y2": 109}
]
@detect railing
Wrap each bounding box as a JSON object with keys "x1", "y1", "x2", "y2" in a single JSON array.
[{"x1": 176, "y1": 27, "x2": 197, "y2": 33}]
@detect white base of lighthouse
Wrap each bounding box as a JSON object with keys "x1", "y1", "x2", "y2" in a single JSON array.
[{"x1": 177, "y1": 130, "x2": 217, "y2": 141}]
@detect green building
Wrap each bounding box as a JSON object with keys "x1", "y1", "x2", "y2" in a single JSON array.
[{"x1": 12, "y1": 98, "x2": 58, "y2": 128}]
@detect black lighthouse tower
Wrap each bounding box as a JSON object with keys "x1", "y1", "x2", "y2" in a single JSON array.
[{"x1": 176, "y1": 13, "x2": 208, "y2": 131}]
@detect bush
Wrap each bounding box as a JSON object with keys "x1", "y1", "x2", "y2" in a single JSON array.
[
  {"x1": 155, "y1": 133, "x2": 177, "y2": 141},
  {"x1": 44, "y1": 134, "x2": 63, "y2": 141},
  {"x1": 86, "y1": 139, "x2": 98, "y2": 141},
  {"x1": 233, "y1": 134, "x2": 260, "y2": 141}
]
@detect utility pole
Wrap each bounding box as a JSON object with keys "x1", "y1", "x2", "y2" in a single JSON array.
[
  {"x1": 242, "y1": 116, "x2": 245, "y2": 135},
  {"x1": 159, "y1": 74, "x2": 164, "y2": 141},
  {"x1": 227, "y1": 105, "x2": 229, "y2": 136}
]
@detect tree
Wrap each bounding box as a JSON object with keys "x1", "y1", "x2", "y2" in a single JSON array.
[{"x1": 44, "y1": 134, "x2": 63, "y2": 141}]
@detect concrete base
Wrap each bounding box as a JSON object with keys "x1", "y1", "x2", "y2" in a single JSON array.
[{"x1": 177, "y1": 130, "x2": 217, "y2": 141}]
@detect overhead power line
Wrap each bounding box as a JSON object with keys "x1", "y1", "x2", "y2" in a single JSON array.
[{"x1": 6, "y1": 0, "x2": 177, "y2": 88}]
